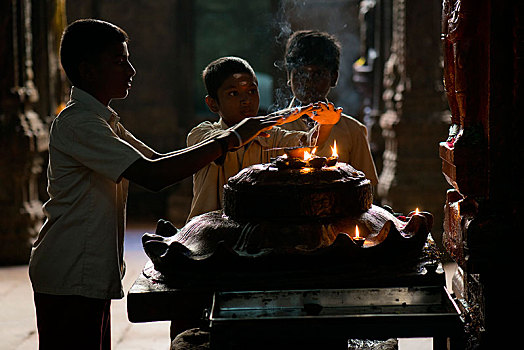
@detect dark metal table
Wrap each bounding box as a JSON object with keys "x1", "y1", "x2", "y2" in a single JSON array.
[
  {"x1": 208, "y1": 286, "x2": 463, "y2": 349},
  {"x1": 127, "y1": 238, "x2": 464, "y2": 349}
]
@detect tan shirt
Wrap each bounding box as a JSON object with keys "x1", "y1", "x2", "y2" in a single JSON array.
[
  {"x1": 186, "y1": 119, "x2": 307, "y2": 220},
  {"x1": 280, "y1": 114, "x2": 379, "y2": 185},
  {"x1": 29, "y1": 87, "x2": 153, "y2": 300}
]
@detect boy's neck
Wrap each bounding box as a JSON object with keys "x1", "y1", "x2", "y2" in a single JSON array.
[
  {"x1": 77, "y1": 84, "x2": 111, "y2": 106},
  {"x1": 222, "y1": 118, "x2": 235, "y2": 128},
  {"x1": 296, "y1": 97, "x2": 329, "y2": 106}
]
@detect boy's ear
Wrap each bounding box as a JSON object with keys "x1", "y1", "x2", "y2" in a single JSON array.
[
  {"x1": 330, "y1": 71, "x2": 339, "y2": 87},
  {"x1": 205, "y1": 95, "x2": 220, "y2": 113},
  {"x1": 79, "y1": 61, "x2": 95, "y2": 82}
]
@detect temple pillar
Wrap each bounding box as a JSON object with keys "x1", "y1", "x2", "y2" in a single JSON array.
[
  {"x1": 440, "y1": 0, "x2": 523, "y2": 347},
  {"x1": 0, "y1": 0, "x2": 66, "y2": 265},
  {"x1": 376, "y1": 0, "x2": 449, "y2": 240},
  {"x1": 353, "y1": 0, "x2": 393, "y2": 176}
]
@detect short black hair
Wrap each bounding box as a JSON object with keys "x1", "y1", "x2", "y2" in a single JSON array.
[
  {"x1": 60, "y1": 19, "x2": 129, "y2": 86},
  {"x1": 202, "y1": 56, "x2": 256, "y2": 100},
  {"x1": 285, "y1": 30, "x2": 341, "y2": 73}
]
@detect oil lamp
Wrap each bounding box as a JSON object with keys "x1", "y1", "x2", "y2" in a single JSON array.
[
  {"x1": 326, "y1": 140, "x2": 339, "y2": 166},
  {"x1": 352, "y1": 225, "x2": 365, "y2": 247}
]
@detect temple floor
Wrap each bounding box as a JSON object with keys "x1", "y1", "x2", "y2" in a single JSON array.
[{"x1": 1, "y1": 222, "x2": 451, "y2": 349}]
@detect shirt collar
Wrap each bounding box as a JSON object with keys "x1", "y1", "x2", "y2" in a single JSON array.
[
  {"x1": 219, "y1": 118, "x2": 229, "y2": 130},
  {"x1": 70, "y1": 86, "x2": 118, "y2": 123},
  {"x1": 288, "y1": 97, "x2": 331, "y2": 108}
]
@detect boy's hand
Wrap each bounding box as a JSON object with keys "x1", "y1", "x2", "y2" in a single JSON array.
[
  {"x1": 228, "y1": 114, "x2": 283, "y2": 148},
  {"x1": 272, "y1": 102, "x2": 342, "y2": 126},
  {"x1": 270, "y1": 104, "x2": 317, "y2": 125},
  {"x1": 308, "y1": 102, "x2": 342, "y2": 125}
]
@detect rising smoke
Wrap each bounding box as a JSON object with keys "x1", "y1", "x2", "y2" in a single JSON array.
[{"x1": 269, "y1": 0, "x2": 362, "y2": 116}]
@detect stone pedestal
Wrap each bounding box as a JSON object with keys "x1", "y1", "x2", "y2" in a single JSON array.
[{"x1": 377, "y1": 0, "x2": 449, "y2": 240}]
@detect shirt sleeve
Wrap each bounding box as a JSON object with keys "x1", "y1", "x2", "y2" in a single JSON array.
[
  {"x1": 257, "y1": 126, "x2": 306, "y2": 148},
  {"x1": 52, "y1": 115, "x2": 144, "y2": 183},
  {"x1": 348, "y1": 123, "x2": 378, "y2": 185},
  {"x1": 316, "y1": 116, "x2": 378, "y2": 185},
  {"x1": 187, "y1": 121, "x2": 227, "y2": 147},
  {"x1": 115, "y1": 122, "x2": 156, "y2": 159}
]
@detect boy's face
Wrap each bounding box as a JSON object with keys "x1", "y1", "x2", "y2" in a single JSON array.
[
  {"x1": 85, "y1": 41, "x2": 136, "y2": 105},
  {"x1": 289, "y1": 65, "x2": 337, "y2": 105},
  {"x1": 206, "y1": 72, "x2": 260, "y2": 126}
]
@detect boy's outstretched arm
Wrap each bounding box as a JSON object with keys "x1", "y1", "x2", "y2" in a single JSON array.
[
  {"x1": 274, "y1": 102, "x2": 341, "y2": 146},
  {"x1": 121, "y1": 115, "x2": 281, "y2": 192},
  {"x1": 310, "y1": 102, "x2": 342, "y2": 146}
]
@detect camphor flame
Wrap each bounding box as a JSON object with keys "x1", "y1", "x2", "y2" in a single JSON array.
[
  {"x1": 331, "y1": 140, "x2": 338, "y2": 157},
  {"x1": 303, "y1": 150, "x2": 312, "y2": 161},
  {"x1": 303, "y1": 147, "x2": 317, "y2": 161}
]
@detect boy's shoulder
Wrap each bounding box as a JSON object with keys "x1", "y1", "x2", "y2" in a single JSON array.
[
  {"x1": 189, "y1": 119, "x2": 221, "y2": 131},
  {"x1": 336, "y1": 113, "x2": 367, "y2": 131},
  {"x1": 187, "y1": 119, "x2": 223, "y2": 145},
  {"x1": 53, "y1": 101, "x2": 102, "y2": 128}
]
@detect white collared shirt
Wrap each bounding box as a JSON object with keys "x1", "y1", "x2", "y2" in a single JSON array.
[{"x1": 29, "y1": 87, "x2": 151, "y2": 299}]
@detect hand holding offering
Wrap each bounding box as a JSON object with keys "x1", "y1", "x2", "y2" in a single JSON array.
[
  {"x1": 308, "y1": 102, "x2": 342, "y2": 125},
  {"x1": 272, "y1": 102, "x2": 342, "y2": 126}
]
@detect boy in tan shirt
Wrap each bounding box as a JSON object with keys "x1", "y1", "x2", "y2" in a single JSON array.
[
  {"x1": 281, "y1": 30, "x2": 379, "y2": 185},
  {"x1": 187, "y1": 56, "x2": 341, "y2": 220}
]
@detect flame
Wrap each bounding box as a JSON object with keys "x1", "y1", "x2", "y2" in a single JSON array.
[
  {"x1": 303, "y1": 150, "x2": 313, "y2": 161},
  {"x1": 303, "y1": 147, "x2": 317, "y2": 161},
  {"x1": 331, "y1": 140, "x2": 338, "y2": 158},
  {"x1": 355, "y1": 225, "x2": 360, "y2": 238},
  {"x1": 415, "y1": 208, "x2": 420, "y2": 215}
]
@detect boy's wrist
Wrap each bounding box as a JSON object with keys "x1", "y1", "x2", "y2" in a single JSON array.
[
  {"x1": 228, "y1": 129, "x2": 243, "y2": 148},
  {"x1": 214, "y1": 129, "x2": 243, "y2": 155},
  {"x1": 214, "y1": 135, "x2": 230, "y2": 155}
]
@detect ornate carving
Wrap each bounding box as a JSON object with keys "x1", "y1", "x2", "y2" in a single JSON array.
[
  {"x1": 0, "y1": 0, "x2": 65, "y2": 264},
  {"x1": 377, "y1": 0, "x2": 448, "y2": 229},
  {"x1": 440, "y1": 0, "x2": 489, "y2": 198}
]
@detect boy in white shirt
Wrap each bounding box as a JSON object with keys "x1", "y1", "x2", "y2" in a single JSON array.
[{"x1": 29, "y1": 19, "x2": 286, "y2": 349}]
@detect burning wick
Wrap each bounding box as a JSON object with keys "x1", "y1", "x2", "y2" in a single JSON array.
[
  {"x1": 352, "y1": 225, "x2": 365, "y2": 247},
  {"x1": 304, "y1": 147, "x2": 327, "y2": 168},
  {"x1": 303, "y1": 149, "x2": 314, "y2": 161},
  {"x1": 326, "y1": 140, "x2": 339, "y2": 166},
  {"x1": 331, "y1": 140, "x2": 338, "y2": 157},
  {"x1": 409, "y1": 208, "x2": 420, "y2": 216}
]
